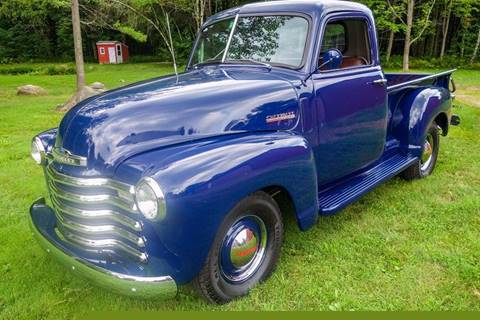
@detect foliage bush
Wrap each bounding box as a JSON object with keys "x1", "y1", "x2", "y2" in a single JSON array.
[
  {"x1": 126, "y1": 55, "x2": 168, "y2": 63},
  {"x1": 0, "y1": 64, "x2": 76, "y2": 75},
  {"x1": 382, "y1": 56, "x2": 480, "y2": 70}
]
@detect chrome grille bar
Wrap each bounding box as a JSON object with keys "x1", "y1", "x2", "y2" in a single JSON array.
[
  {"x1": 46, "y1": 165, "x2": 134, "y2": 202},
  {"x1": 48, "y1": 179, "x2": 137, "y2": 214},
  {"x1": 55, "y1": 212, "x2": 146, "y2": 248},
  {"x1": 55, "y1": 227, "x2": 148, "y2": 263},
  {"x1": 45, "y1": 164, "x2": 147, "y2": 263},
  {"x1": 51, "y1": 196, "x2": 142, "y2": 232}
]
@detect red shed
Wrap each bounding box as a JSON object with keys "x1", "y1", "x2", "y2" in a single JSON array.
[{"x1": 96, "y1": 41, "x2": 129, "y2": 64}]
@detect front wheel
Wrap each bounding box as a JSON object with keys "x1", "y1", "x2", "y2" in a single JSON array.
[
  {"x1": 402, "y1": 121, "x2": 440, "y2": 180},
  {"x1": 194, "y1": 191, "x2": 283, "y2": 304}
]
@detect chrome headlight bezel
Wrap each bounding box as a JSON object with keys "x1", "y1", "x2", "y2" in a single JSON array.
[
  {"x1": 31, "y1": 137, "x2": 46, "y2": 165},
  {"x1": 134, "y1": 177, "x2": 166, "y2": 221}
]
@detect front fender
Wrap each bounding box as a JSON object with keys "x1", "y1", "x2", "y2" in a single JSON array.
[
  {"x1": 116, "y1": 132, "x2": 318, "y2": 284},
  {"x1": 397, "y1": 87, "x2": 452, "y2": 155},
  {"x1": 35, "y1": 128, "x2": 58, "y2": 153}
]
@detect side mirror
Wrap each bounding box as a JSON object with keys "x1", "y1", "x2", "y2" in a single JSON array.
[
  {"x1": 303, "y1": 48, "x2": 343, "y2": 83},
  {"x1": 321, "y1": 48, "x2": 343, "y2": 70}
]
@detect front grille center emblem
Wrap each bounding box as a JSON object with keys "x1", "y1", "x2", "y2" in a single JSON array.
[{"x1": 52, "y1": 147, "x2": 87, "y2": 166}]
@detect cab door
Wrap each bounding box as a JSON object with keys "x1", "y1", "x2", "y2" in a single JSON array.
[{"x1": 311, "y1": 14, "x2": 388, "y2": 186}]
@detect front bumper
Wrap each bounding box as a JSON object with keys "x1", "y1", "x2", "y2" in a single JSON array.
[{"x1": 29, "y1": 198, "x2": 177, "y2": 299}]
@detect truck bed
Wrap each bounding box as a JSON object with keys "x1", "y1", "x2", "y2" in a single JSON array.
[{"x1": 385, "y1": 69, "x2": 456, "y2": 93}]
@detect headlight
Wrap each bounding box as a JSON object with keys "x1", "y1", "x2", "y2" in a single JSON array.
[
  {"x1": 135, "y1": 177, "x2": 166, "y2": 221},
  {"x1": 31, "y1": 137, "x2": 46, "y2": 165}
]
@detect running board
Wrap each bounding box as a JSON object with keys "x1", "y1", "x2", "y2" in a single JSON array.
[{"x1": 318, "y1": 153, "x2": 418, "y2": 215}]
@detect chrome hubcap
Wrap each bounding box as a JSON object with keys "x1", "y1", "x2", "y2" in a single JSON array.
[
  {"x1": 421, "y1": 133, "x2": 434, "y2": 172},
  {"x1": 230, "y1": 228, "x2": 259, "y2": 268},
  {"x1": 220, "y1": 216, "x2": 267, "y2": 283}
]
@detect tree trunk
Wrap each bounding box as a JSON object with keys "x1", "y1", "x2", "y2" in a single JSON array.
[
  {"x1": 428, "y1": 6, "x2": 440, "y2": 56},
  {"x1": 200, "y1": 0, "x2": 205, "y2": 27},
  {"x1": 207, "y1": 0, "x2": 212, "y2": 17},
  {"x1": 440, "y1": 5, "x2": 451, "y2": 60},
  {"x1": 403, "y1": 0, "x2": 414, "y2": 71},
  {"x1": 460, "y1": 35, "x2": 465, "y2": 58},
  {"x1": 92, "y1": 40, "x2": 97, "y2": 61},
  {"x1": 386, "y1": 29, "x2": 394, "y2": 62},
  {"x1": 72, "y1": 0, "x2": 85, "y2": 93},
  {"x1": 471, "y1": 28, "x2": 480, "y2": 65},
  {"x1": 58, "y1": 0, "x2": 90, "y2": 112},
  {"x1": 194, "y1": 0, "x2": 206, "y2": 32}
]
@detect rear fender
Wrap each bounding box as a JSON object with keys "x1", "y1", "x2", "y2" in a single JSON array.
[
  {"x1": 117, "y1": 132, "x2": 318, "y2": 283},
  {"x1": 395, "y1": 87, "x2": 451, "y2": 156}
]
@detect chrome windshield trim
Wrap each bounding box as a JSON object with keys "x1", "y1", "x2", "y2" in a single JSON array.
[{"x1": 222, "y1": 14, "x2": 239, "y2": 62}]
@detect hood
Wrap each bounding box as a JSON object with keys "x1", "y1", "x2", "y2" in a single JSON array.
[{"x1": 56, "y1": 66, "x2": 300, "y2": 176}]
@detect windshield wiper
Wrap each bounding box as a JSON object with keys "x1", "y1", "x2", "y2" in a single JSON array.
[
  {"x1": 191, "y1": 59, "x2": 223, "y2": 69},
  {"x1": 191, "y1": 58, "x2": 272, "y2": 70},
  {"x1": 225, "y1": 59, "x2": 272, "y2": 69},
  {"x1": 192, "y1": 48, "x2": 227, "y2": 69}
]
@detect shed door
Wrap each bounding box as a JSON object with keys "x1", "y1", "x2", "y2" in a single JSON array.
[
  {"x1": 116, "y1": 44, "x2": 123, "y2": 63},
  {"x1": 108, "y1": 47, "x2": 116, "y2": 64}
]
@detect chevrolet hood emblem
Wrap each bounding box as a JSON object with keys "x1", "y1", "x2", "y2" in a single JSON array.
[{"x1": 52, "y1": 147, "x2": 87, "y2": 166}]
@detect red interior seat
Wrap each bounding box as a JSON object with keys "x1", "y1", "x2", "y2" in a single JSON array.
[{"x1": 341, "y1": 56, "x2": 368, "y2": 68}]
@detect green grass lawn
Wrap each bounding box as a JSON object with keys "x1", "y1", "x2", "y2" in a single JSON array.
[{"x1": 0, "y1": 63, "x2": 479, "y2": 317}]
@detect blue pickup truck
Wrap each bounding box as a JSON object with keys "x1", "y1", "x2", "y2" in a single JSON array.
[{"x1": 29, "y1": 0, "x2": 459, "y2": 304}]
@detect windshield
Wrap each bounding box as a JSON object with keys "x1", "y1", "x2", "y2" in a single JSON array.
[{"x1": 191, "y1": 15, "x2": 309, "y2": 68}]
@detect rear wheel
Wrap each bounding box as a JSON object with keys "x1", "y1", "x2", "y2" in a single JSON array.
[
  {"x1": 194, "y1": 191, "x2": 283, "y2": 304},
  {"x1": 402, "y1": 121, "x2": 440, "y2": 180}
]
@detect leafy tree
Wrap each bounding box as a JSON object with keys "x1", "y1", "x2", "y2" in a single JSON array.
[
  {"x1": 72, "y1": 0, "x2": 86, "y2": 96},
  {"x1": 80, "y1": 0, "x2": 194, "y2": 73},
  {"x1": 358, "y1": 0, "x2": 403, "y2": 62},
  {"x1": 471, "y1": 28, "x2": 480, "y2": 64},
  {"x1": 1, "y1": 0, "x2": 480, "y2": 68},
  {"x1": 439, "y1": 0, "x2": 452, "y2": 59},
  {"x1": 0, "y1": 0, "x2": 69, "y2": 61},
  {"x1": 387, "y1": 0, "x2": 437, "y2": 71}
]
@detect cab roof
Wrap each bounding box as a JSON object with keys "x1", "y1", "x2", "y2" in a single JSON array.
[{"x1": 206, "y1": 0, "x2": 371, "y2": 24}]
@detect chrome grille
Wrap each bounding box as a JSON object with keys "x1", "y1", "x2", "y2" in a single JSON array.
[{"x1": 45, "y1": 164, "x2": 147, "y2": 262}]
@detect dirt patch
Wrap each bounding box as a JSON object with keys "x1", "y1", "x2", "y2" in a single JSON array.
[
  {"x1": 459, "y1": 86, "x2": 480, "y2": 91},
  {"x1": 455, "y1": 86, "x2": 480, "y2": 108},
  {"x1": 456, "y1": 94, "x2": 480, "y2": 108}
]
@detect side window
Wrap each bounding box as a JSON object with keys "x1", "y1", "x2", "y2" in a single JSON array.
[
  {"x1": 320, "y1": 23, "x2": 346, "y2": 54},
  {"x1": 100, "y1": 47, "x2": 105, "y2": 55},
  {"x1": 319, "y1": 18, "x2": 372, "y2": 70}
]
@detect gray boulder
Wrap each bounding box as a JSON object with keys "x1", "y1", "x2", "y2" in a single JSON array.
[
  {"x1": 17, "y1": 85, "x2": 47, "y2": 96},
  {"x1": 57, "y1": 86, "x2": 98, "y2": 112},
  {"x1": 89, "y1": 82, "x2": 106, "y2": 90},
  {"x1": 78, "y1": 86, "x2": 98, "y2": 99}
]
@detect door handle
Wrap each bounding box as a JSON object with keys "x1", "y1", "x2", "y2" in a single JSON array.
[{"x1": 370, "y1": 78, "x2": 388, "y2": 86}]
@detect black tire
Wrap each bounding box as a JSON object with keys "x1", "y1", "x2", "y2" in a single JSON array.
[
  {"x1": 194, "y1": 191, "x2": 283, "y2": 304},
  {"x1": 402, "y1": 121, "x2": 440, "y2": 180}
]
